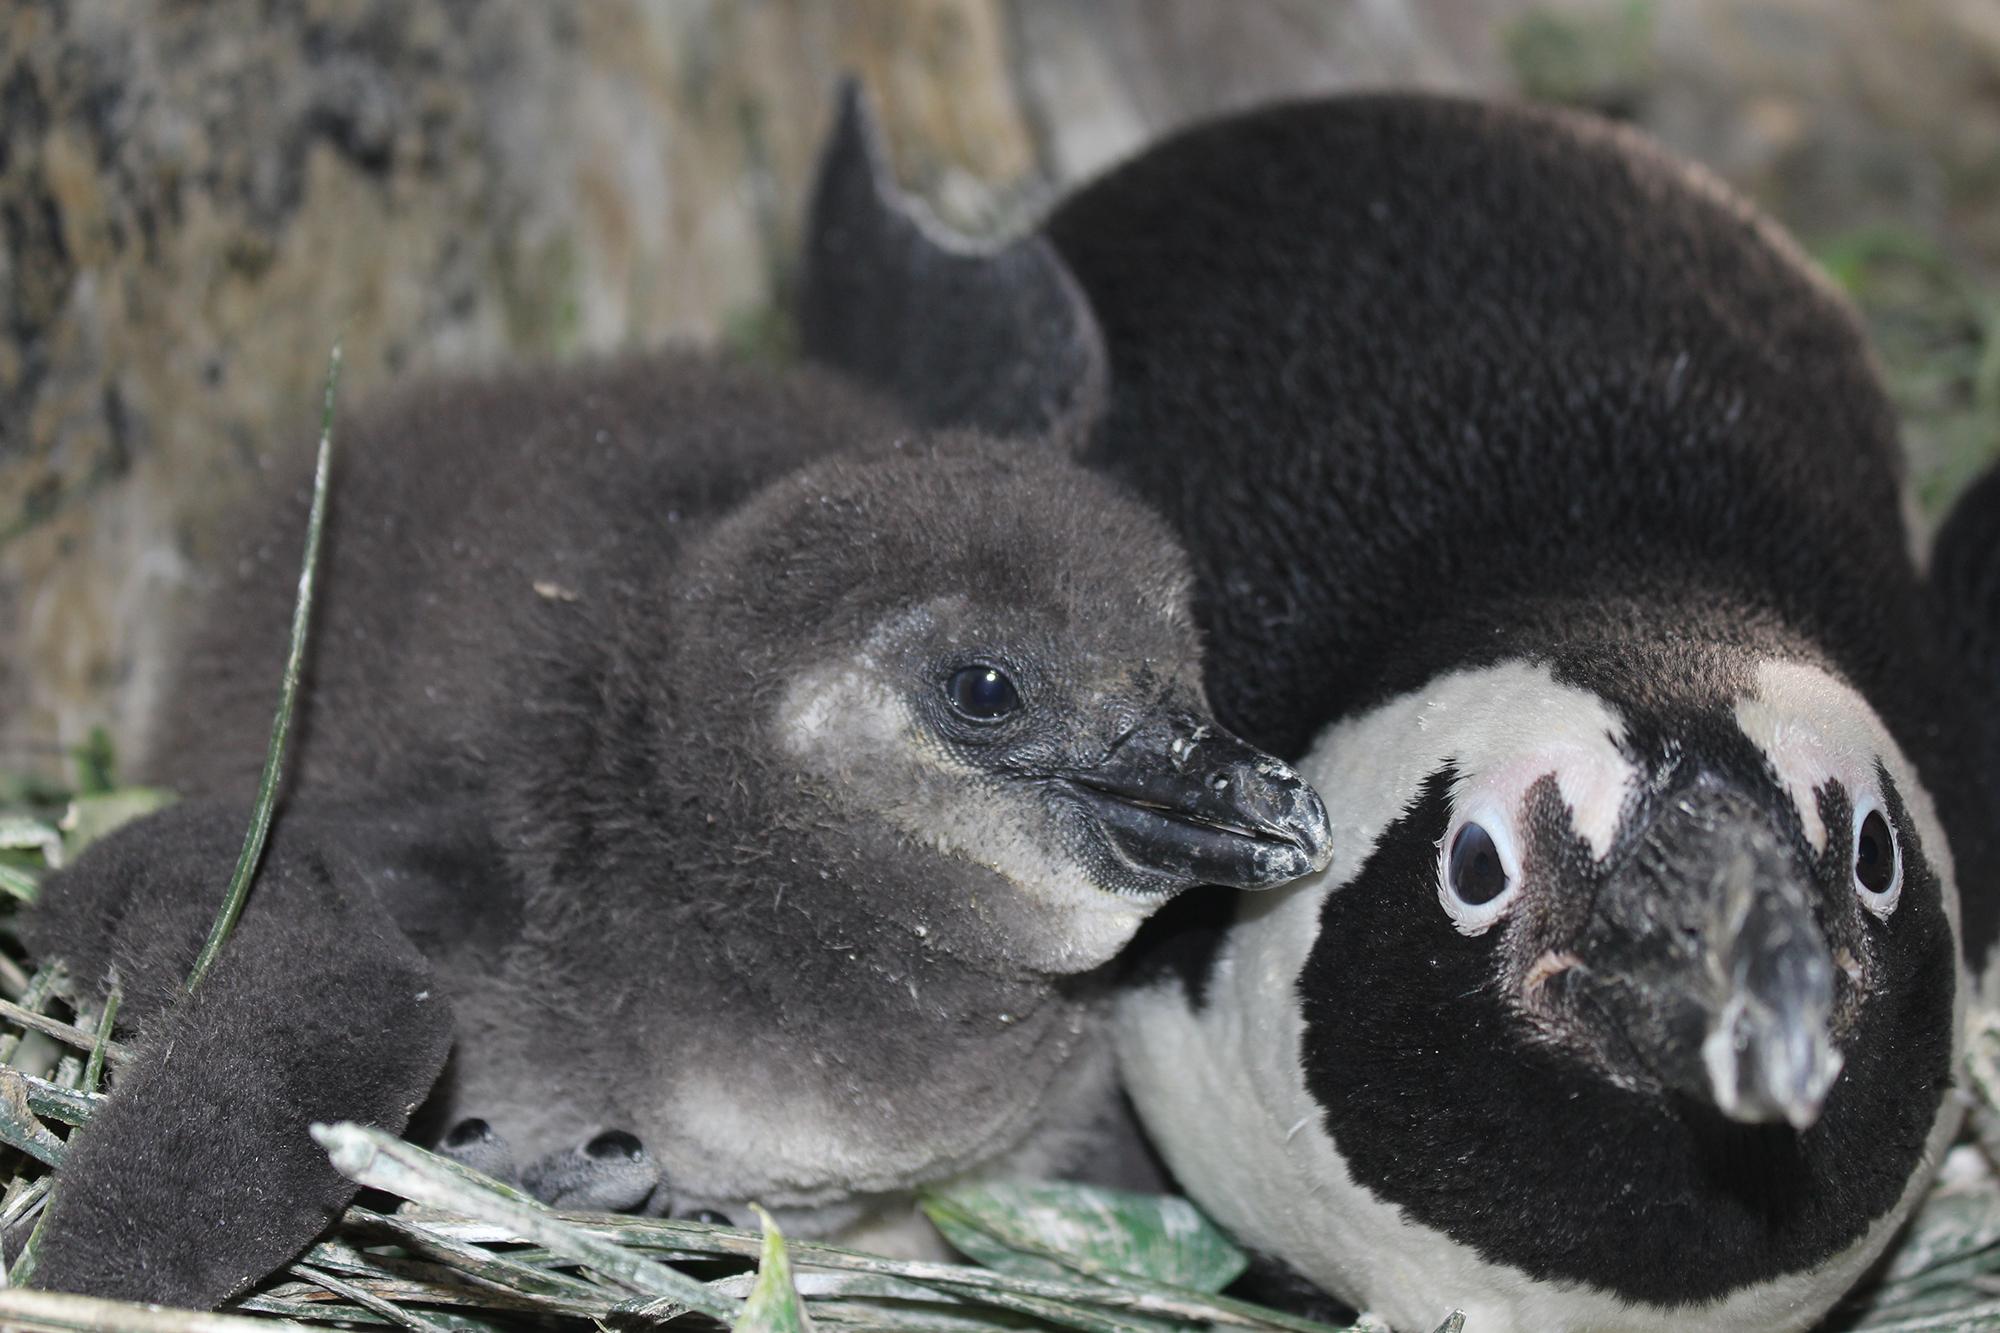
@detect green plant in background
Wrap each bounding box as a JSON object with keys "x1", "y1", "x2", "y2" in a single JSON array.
[
  {"x1": 722, "y1": 299, "x2": 801, "y2": 368},
  {"x1": 66, "y1": 731, "x2": 116, "y2": 801},
  {"x1": 1818, "y1": 226, "x2": 2000, "y2": 527},
  {"x1": 0, "y1": 738, "x2": 172, "y2": 910},
  {"x1": 1503, "y1": 1, "x2": 1658, "y2": 115}
]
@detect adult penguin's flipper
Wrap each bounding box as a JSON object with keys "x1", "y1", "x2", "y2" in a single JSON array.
[
  {"x1": 1930, "y1": 462, "x2": 2000, "y2": 962},
  {"x1": 18, "y1": 800, "x2": 453, "y2": 1309},
  {"x1": 798, "y1": 79, "x2": 1105, "y2": 446}
]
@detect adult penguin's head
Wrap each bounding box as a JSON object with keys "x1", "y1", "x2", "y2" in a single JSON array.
[{"x1": 1123, "y1": 632, "x2": 1961, "y2": 1331}]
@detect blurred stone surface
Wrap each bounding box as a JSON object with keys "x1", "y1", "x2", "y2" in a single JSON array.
[
  {"x1": 0, "y1": 0, "x2": 1036, "y2": 777},
  {"x1": 2, "y1": 0, "x2": 1997, "y2": 781}
]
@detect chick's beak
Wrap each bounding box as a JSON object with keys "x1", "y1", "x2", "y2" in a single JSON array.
[
  {"x1": 1059, "y1": 710, "x2": 1333, "y2": 893},
  {"x1": 1573, "y1": 778, "x2": 1844, "y2": 1131}
]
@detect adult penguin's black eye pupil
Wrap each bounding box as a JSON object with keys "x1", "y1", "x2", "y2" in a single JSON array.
[
  {"x1": 1855, "y1": 809, "x2": 1896, "y2": 895},
  {"x1": 1448, "y1": 823, "x2": 1509, "y2": 906},
  {"x1": 946, "y1": 665, "x2": 1020, "y2": 721}
]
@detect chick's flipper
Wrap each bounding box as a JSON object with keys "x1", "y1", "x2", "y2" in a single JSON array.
[{"x1": 19, "y1": 800, "x2": 453, "y2": 1308}]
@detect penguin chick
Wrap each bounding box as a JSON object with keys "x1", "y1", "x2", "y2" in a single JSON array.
[
  {"x1": 801, "y1": 90, "x2": 1991, "y2": 1332},
  {"x1": 21, "y1": 354, "x2": 1332, "y2": 1308}
]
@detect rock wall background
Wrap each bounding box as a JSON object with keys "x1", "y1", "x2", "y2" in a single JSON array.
[{"x1": 3, "y1": 0, "x2": 1997, "y2": 783}]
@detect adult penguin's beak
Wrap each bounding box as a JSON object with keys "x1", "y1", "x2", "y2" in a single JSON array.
[{"x1": 1569, "y1": 776, "x2": 1843, "y2": 1130}]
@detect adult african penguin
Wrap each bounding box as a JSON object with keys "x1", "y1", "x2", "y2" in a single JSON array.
[
  {"x1": 802, "y1": 88, "x2": 1995, "y2": 1331},
  {"x1": 20, "y1": 353, "x2": 1332, "y2": 1309}
]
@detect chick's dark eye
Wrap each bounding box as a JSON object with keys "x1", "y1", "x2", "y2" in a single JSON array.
[
  {"x1": 1855, "y1": 808, "x2": 1897, "y2": 897},
  {"x1": 1447, "y1": 822, "x2": 1509, "y2": 906},
  {"x1": 945, "y1": 665, "x2": 1020, "y2": 721}
]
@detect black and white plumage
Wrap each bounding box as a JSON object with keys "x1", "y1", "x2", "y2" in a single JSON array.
[
  {"x1": 22, "y1": 354, "x2": 1333, "y2": 1308},
  {"x1": 803, "y1": 90, "x2": 1995, "y2": 1331}
]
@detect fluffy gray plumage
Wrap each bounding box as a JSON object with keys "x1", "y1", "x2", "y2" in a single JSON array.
[{"x1": 22, "y1": 353, "x2": 1330, "y2": 1307}]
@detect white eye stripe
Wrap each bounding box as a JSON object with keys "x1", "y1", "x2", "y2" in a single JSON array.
[
  {"x1": 1736, "y1": 668, "x2": 1895, "y2": 855},
  {"x1": 1437, "y1": 801, "x2": 1524, "y2": 936},
  {"x1": 1739, "y1": 659, "x2": 1959, "y2": 947},
  {"x1": 1851, "y1": 796, "x2": 1903, "y2": 920}
]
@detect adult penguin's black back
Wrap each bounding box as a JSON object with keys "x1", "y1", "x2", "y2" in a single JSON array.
[
  {"x1": 803, "y1": 92, "x2": 1993, "y2": 1331},
  {"x1": 1049, "y1": 97, "x2": 1928, "y2": 770}
]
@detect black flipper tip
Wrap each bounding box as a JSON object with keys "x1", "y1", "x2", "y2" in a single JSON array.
[{"x1": 800, "y1": 75, "x2": 1107, "y2": 447}]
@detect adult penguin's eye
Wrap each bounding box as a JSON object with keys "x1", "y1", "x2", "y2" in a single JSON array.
[
  {"x1": 945, "y1": 665, "x2": 1021, "y2": 721},
  {"x1": 1448, "y1": 823, "x2": 1510, "y2": 905},
  {"x1": 1852, "y1": 804, "x2": 1902, "y2": 919},
  {"x1": 1437, "y1": 816, "x2": 1522, "y2": 936}
]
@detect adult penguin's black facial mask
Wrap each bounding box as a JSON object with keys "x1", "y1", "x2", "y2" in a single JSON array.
[{"x1": 801, "y1": 86, "x2": 1987, "y2": 1333}]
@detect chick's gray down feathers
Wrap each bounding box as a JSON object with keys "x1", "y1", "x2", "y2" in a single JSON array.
[{"x1": 23, "y1": 354, "x2": 1330, "y2": 1307}]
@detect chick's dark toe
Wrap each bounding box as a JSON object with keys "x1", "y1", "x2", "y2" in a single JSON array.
[
  {"x1": 523, "y1": 1131, "x2": 663, "y2": 1212},
  {"x1": 433, "y1": 1116, "x2": 520, "y2": 1185}
]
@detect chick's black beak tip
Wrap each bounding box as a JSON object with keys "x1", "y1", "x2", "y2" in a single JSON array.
[
  {"x1": 1267, "y1": 767, "x2": 1335, "y2": 878},
  {"x1": 1066, "y1": 715, "x2": 1332, "y2": 893}
]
